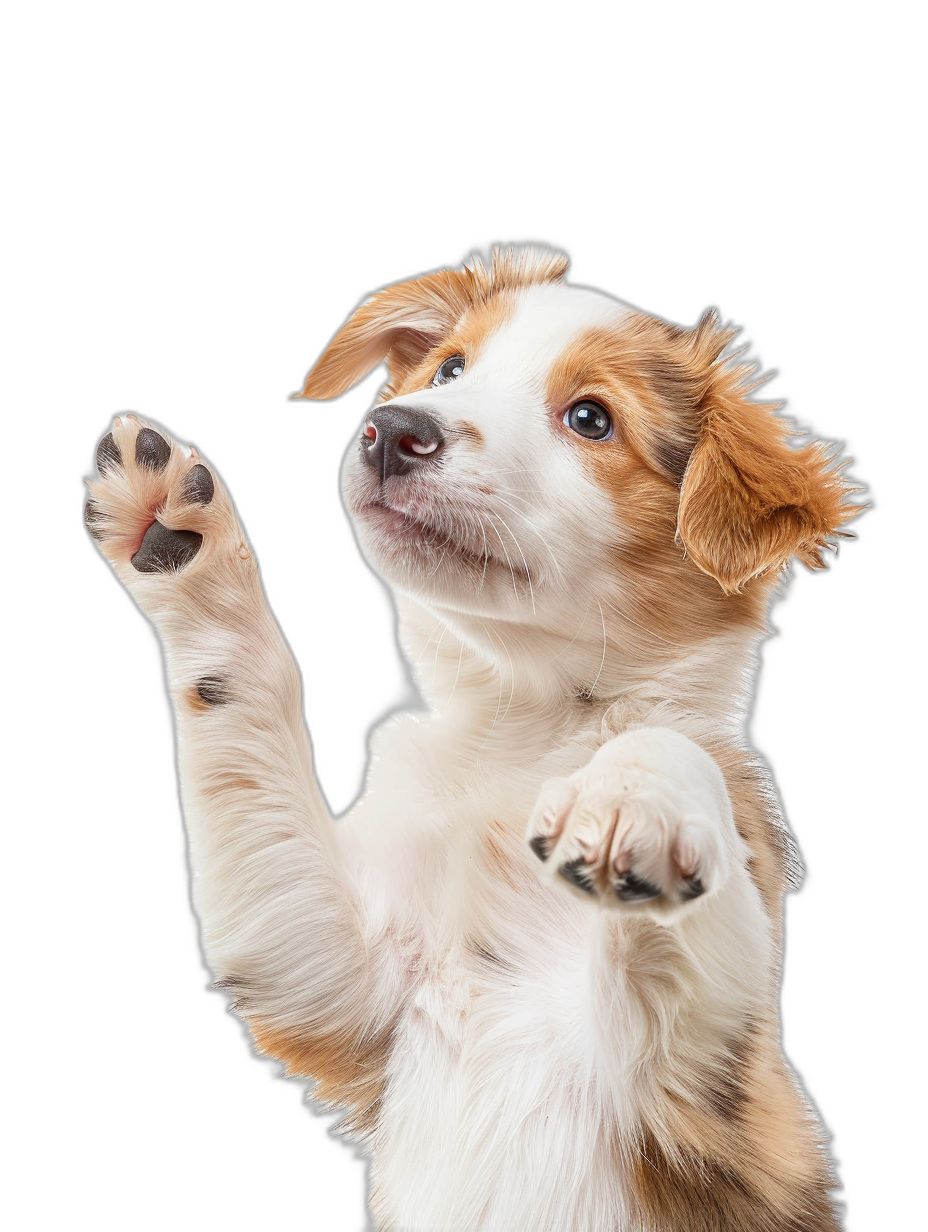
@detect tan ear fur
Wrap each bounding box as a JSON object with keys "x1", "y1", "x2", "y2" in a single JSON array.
[
  {"x1": 296, "y1": 247, "x2": 570, "y2": 401},
  {"x1": 296, "y1": 269, "x2": 475, "y2": 401},
  {"x1": 677, "y1": 316, "x2": 860, "y2": 593}
]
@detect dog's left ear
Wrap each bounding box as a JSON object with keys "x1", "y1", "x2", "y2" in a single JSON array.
[
  {"x1": 296, "y1": 268, "x2": 474, "y2": 401},
  {"x1": 676, "y1": 313, "x2": 861, "y2": 593}
]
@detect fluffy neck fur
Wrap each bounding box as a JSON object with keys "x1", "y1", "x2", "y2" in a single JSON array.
[{"x1": 397, "y1": 590, "x2": 762, "y2": 762}]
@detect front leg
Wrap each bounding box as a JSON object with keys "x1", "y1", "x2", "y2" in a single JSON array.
[
  {"x1": 527, "y1": 725, "x2": 771, "y2": 1111},
  {"x1": 86, "y1": 417, "x2": 401, "y2": 1129},
  {"x1": 527, "y1": 729, "x2": 839, "y2": 1230}
]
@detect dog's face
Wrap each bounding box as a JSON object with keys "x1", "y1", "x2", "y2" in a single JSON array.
[
  {"x1": 338, "y1": 280, "x2": 639, "y2": 626},
  {"x1": 299, "y1": 250, "x2": 855, "y2": 655}
]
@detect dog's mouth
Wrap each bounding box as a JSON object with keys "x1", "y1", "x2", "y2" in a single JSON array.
[
  {"x1": 354, "y1": 494, "x2": 531, "y2": 585},
  {"x1": 359, "y1": 498, "x2": 485, "y2": 565}
]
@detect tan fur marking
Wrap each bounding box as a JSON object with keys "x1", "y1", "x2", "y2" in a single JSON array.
[
  {"x1": 298, "y1": 247, "x2": 566, "y2": 402},
  {"x1": 710, "y1": 741, "x2": 796, "y2": 938},
  {"x1": 628, "y1": 1126, "x2": 839, "y2": 1232},
  {"x1": 248, "y1": 1018, "x2": 391, "y2": 1138},
  {"x1": 609, "y1": 1001, "x2": 838, "y2": 1228},
  {"x1": 606, "y1": 455, "x2": 767, "y2": 649},
  {"x1": 678, "y1": 386, "x2": 860, "y2": 592},
  {"x1": 546, "y1": 313, "x2": 713, "y2": 484},
  {"x1": 456, "y1": 420, "x2": 485, "y2": 445},
  {"x1": 186, "y1": 687, "x2": 210, "y2": 713},
  {"x1": 386, "y1": 290, "x2": 517, "y2": 402},
  {"x1": 481, "y1": 821, "x2": 524, "y2": 891},
  {"x1": 624, "y1": 1019, "x2": 839, "y2": 1229},
  {"x1": 545, "y1": 306, "x2": 863, "y2": 595},
  {"x1": 199, "y1": 771, "x2": 262, "y2": 801},
  {"x1": 545, "y1": 316, "x2": 766, "y2": 651}
]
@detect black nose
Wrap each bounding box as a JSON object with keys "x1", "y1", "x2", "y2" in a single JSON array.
[{"x1": 362, "y1": 405, "x2": 446, "y2": 483}]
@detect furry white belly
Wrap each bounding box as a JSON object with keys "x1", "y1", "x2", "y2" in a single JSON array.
[{"x1": 370, "y1": 965, "x2": 628, "y2": 1232}]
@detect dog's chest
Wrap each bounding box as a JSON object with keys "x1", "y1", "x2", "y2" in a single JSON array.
[
  {"x1": 370, "y1": 871, "x2": 628, "y2": 1230},
  {"x1": 369, "y1": 931, "x2": 623, "y2": 1222},
  {"x1": 360, "y1": 716, "x2": 632, "y2": 1227}
]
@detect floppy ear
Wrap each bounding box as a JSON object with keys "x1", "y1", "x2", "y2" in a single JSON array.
[
  {"x1": 677, "y1": 315, "x2": 860, "y2": 593},
  {"x1": 296, "y1": 268, "x2": 475, "y2": 401},
  {"x1": 298, "y1": 247, "x2": 571, "y2": 400}
]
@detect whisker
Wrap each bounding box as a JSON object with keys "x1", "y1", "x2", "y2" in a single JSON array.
[
  {"x1": 445, "y1": 637, "x2": 466, "y2": 707},
  {"x1": 432, "y1": 623, "x2": 447, "y2": 685},
  {"x1": 488, "y1": 510, "x2": 536, "y2": 616},
  {"x1": 599, "y1": 597, "x2": 688, "y2": 649},
  {"x1": 585, "y1": 601, "x2": 608, "y2": 699},
  {"x1": 490, "y1": 495, "x2": 566, "y2": 587},
  {"x1": 547, "y1": 601, "x2": 593, "y2": 664},
  {"x1": 415, "y1": 624, "x2": 444, "y2": 666},
  {"x1": 424, "y1": 541, "x2": 451, "y2": 581},
  {"x1": 477, "y1": 517, "x2": 491, "y2": 592},
  {"x1": 474, "y1": 622, "x2": 516, "y2": 764},
  {"x1": 485, "y1": 513, "x2": 521, "y2": 604}
]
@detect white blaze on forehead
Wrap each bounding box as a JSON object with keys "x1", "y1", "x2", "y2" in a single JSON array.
[{"x1": 476, "y1": 281, "x2": 631, "y2": 387}]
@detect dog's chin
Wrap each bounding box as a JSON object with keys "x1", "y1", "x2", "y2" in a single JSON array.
[{"x1": 347, "y1": 490, "x2": 534, "y2": 613}]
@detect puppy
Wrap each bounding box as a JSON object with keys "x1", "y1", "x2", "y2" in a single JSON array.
[{"x1": 86, "y1": 248, "x2": 858, "y2": 1231}]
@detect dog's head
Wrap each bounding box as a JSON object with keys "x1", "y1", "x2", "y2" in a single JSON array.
[{"x1": 298, "y1": 249, "x2": 858, "y2": 659}]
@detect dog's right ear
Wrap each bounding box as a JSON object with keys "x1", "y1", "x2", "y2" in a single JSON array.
[{"x1": 295, "y1": 269, "x2": 474, "y2": 401}]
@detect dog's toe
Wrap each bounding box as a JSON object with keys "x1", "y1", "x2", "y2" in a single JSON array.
[
  {"x1": 96, "y1": 432, "x2": 123, "y2": 474},
  {"x1": 182, "y1": 463, "x2": 215, "y2": 505},
  {"x1": 134, "y1": 427, "x2": 172, "y2": 471}
]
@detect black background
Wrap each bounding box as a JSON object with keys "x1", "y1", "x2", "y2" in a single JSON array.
[{"x1": 54, "y1": 168, "x2": 887, "y2": 1227}]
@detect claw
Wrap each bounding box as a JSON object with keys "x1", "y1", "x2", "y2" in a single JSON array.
[
  {"x1": 680, "y1": 875, "x2": 705, "y2": 902},
  {"x1": 529, "y1": 834, "x2": 552, "y2": 862},
  {"x1": 613, "y1": 871, "x2": 662, "y2": 904},
  {"x1": 558, "y1": 857, "x2": 597, "y2": 895}
]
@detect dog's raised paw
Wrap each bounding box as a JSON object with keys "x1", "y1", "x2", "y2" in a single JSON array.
[
  {"x1": 85, "y1": 417, "x2": 240, "y2": 582},
  {"x1": 526, "y1": 730, "x2": 734, "y2": 917}
]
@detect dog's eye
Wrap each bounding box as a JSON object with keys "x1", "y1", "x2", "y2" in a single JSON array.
[
  {"x1": 563, "y1": 401, "x2": 613, "y2": 441},
  {"x1": 432, "y1": 355, "x2": 465, "y2": 386}
]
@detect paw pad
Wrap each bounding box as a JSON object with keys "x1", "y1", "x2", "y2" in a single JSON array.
[
  {"x1": 182, "y1": 464, "x2": 214, "y2": 505},
  {"x1": 96, "y1": 432, "x2": 123, "y2": 473},
  {"x1": 135, "y1": 428, "x2": 172, "y2": 471},
  {"x1": 131, "y1": 522, "x2": 203, "y2": 573}
]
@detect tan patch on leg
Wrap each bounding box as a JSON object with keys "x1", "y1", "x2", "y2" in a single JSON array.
[
  {"x1": 629, "y1": 1132, "x2": 838, "y2": 1231},
  {"x1": 198, "y1": 771, "x2": 263, "y2": 801},
  {"x1": 709, "y1": 741, "x2": 798, "y2": 943},
  {"x1": 185, "y1": 687, "x2": 210, "y2": 713},
  {"x1": 624, "y1": 1026, "x2": 839, "y2": 1231}
]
